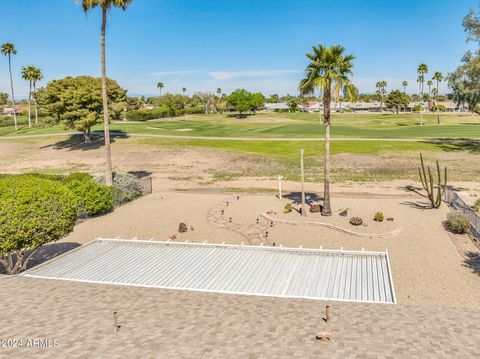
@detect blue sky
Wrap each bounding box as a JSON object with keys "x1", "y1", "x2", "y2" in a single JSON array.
[{"x1": 0, "y1": 0, "x2": 477, "y2": 97}]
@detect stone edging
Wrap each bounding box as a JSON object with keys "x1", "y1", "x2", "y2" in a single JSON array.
[
  {"x1": 260, "y1": 213, "x2": 402, "y2": 239},
  {"x1": 207, "y1": 196, "x2": 270, "y2": 245}
]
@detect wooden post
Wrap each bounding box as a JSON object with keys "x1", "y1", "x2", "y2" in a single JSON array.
[
  {"x1": 301, "y1": 149, "x2": 307, "y2": 217},
  {"x1": 278, "y1": 175, "x2": 283, "y2": 199},
  {"x1": 325, "y1": 305, "x2": 330, "y2": 323},
  {"x1": 113, "y1": 311, "x2": 119, "y2": 332}
]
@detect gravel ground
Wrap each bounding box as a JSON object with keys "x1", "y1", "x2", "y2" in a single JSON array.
[{"x1": 57, "y1": 191, "x2": 480, "y2": 309}]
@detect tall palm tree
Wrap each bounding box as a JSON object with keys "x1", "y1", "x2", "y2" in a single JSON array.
[
  {"x1": 157, "y1": 81, "x2": 164, "y2": 96},
  {"x1": 402, "y1": 80, "x2": 408, "y2": 93},
  {"x1": 375, "y1": 81, "x2": 387, "y2": 112},
  {"x1": 1, "y1": 43, "x2": 17, "y2": 131},
  {"x1": 182, "y1": 87, "x2": 187, "y2": 95},
  {"x1": 21, "y1": 65, "x2": 36, "y2": 128},
  {"x1": 426, "y1": 80, "x2": 433, "y2": 110},
  {"x1": 432, "y1": 71, "x2": 443, "y2": 124},
  {"x1": 216, "y1": 87, "x2": 222, "y2": 97},
  {"x1": 31, "y1": 66, "x2": 43, "y2": 125},
  {"x1": 299, "y1": 44, "x2": 355, "y2": 216},
  {"x1": 81, "y1": 0, "x2": 132, "y2": 186},
  {"x1": 417, "y1": 63, "x2": 428, "y2": 125}
]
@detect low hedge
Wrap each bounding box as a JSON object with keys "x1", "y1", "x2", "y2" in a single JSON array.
[
  {"x1": 63, "y1": 173, "x2": 113, "y2": 217},
  {"x1": 125, "y1": 105, "x2": 177, "y2": 121}
]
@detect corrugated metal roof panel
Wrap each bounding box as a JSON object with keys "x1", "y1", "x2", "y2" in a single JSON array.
[{"x1": 23, "y1": 239, "x2": 396, "y2": 304}]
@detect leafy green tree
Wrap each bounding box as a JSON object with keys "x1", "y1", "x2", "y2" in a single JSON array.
[
  {"x1": 37, "y1": 76, "x2": 126, "y2": 143},
  {"x1": 21, "y1": 65, "x2": 36, "y2": 128},
  {"x1": 0, "y1": 175, "x2": 76, "y2": 274},
  {"x1": 157, "y1": 82, "x2": 164, "y2": 96},
  {"x1": 250, "y1": 92, "x2": 265, "y2": 112},
  {"x1": 375, "y1": 81, "x2": 387, "y2": 112},
  {"x1": 385, "y1": 90, "x2": 410, "y2": 114},
  {"x1": 266, "y1": 94, "x2": 280, "y2": 103},
  {"x1": 288, "y1": 99, "x2": 299, "y2": 112},
  {"x1": 448, "y1": 5, "x2": 480, "y2": 112},
  {"x1": 0, "y1": 92, "x2": 8, "y2": 111},
  {"x1": 81, "y1": 0, "x2": 132, "y2": 186},
  {"x1": 227, "y1": 89, "x2": 253, "y2": 115},
  {"x1": 1, "y1": 43, "x2": 17, "y2": 131},
  {"x1": 299, "y1": 44, "x2": 355, "y2": 216}
]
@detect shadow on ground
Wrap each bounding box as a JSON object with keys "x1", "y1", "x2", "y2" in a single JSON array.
[
  {"x1": 284, "y1": 192, "x2": 323, "y2": 205},
  {"x1": 40, "y1": 130, "x2": 128, "y2": 151},
  {"x1": 464, "y1": 251, "x2": 480, "y2": 275},
  {"x1": 128, "y1": 170, "x2": 152, "y2": 178},
  {"x1": 26, "y1": 242, "x2": 81, "y2": 270},
  {"x1": 423, "y1": 139, "x2": 480, "y2": 154},
  {"x1": 0, "y1": 242, "x2": 81, "y2": 274}
]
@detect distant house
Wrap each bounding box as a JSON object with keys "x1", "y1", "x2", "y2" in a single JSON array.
[
  {"x1": 142, "y1": 104, "x2": 155, "y2": 110},
  {"x1": 405, "y1": 101, "x2": 467, "y2": 112},
  {"x1": 1, "y1": 107, "x2": 22, "y2": 116},
  {"x1": 264, "y1": 103, "x2": 290, "y2": 112},
  {"x1": 306, "y1": 101, "x2": 382, "y2": 112}
]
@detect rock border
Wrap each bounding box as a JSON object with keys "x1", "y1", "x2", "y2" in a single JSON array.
[{"x1": 260, "y1": 213, "x2": 402, "y2": 239}]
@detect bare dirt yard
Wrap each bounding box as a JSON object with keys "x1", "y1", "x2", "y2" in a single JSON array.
[{"x1": 2, "y1": 135, "x2": 480, "y2": 310}]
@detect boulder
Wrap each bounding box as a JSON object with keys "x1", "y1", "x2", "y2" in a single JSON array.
[
  {"x1": 178, "y1": 223, "x2": 188, "y2": 233},
  {"x1": 310, "y1": 204, "x2": 322, "y2": 213},
  {"x1": 339, "y1": 209, "x2": 348, "y2": 217}
]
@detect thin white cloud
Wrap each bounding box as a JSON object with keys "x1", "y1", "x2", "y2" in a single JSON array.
[
  {"x1": 208, "y1": 70, "x2": 301, "y2": 80},
  {"x1": 150, "y1": 70, "x2": 200, "y2": 76}
]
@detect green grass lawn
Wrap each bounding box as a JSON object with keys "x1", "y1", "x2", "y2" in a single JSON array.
[{"x1": 1, "y1": 112, "x2": 479, "y2": 139}]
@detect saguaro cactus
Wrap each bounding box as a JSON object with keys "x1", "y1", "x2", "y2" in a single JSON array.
[{"x1": 418, "y1": 153, "x2": 447, "y2": 208}]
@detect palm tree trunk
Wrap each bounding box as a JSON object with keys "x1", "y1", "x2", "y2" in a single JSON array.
[
  {"x1": 101, "y1": 6, "x2": 113, "y2": 186},
  {"x1": 380, "y1": 95, "x2": 383, "y2": 112},
  {"x1": 436, "y1": 81, "x2": 440, "y2": 125},
  {"x1": 27, "y1": 80, "x2": 32, "y2": 128},
  {"x1": 8, "y1": 54, "x2": 17, "y2": 131},
  {"x1": 322, "y1": 86, "x2": 332, "y2": 216},
  {"x1": 33, "y1": 81, "x2": 38, "y2": 125}
]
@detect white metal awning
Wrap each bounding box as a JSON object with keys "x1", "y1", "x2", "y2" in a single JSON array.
[{"x1": 24, "y1": 238, "x2": 396, "y2": 304}]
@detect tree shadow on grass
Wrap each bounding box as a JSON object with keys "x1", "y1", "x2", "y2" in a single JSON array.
[
  {"x1": 422, "y1": 139, "x2": 480, "y2": 154},
  {"x1": 464, "y1": 251, "x2": 480, "y2": 275},
  {"x1": 40, "y1": 130, "x2": 128, "y2": 151},
  {"x1": 283, "y1": 191, "x2": 323, "y2": 205}
]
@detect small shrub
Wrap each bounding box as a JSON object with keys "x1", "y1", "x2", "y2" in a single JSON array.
[
  {"x1": 475, "y1": 199, "x2": 480, "y2": 212},
  {"x1": 431, "y1": 104, "x2": 446, "y2": 112},
  {"x1": 447, "y1": 211, "x2": 470, "y2": 234},
  {"x1": 97, "y1": 172, "x2": 142, "y2": 206},
  {"x1": 65, "y1": 177, "x2": 113, "y2": 217},
  {"x1": 62, "y1": 172, "x2": 93, "y2": 184},
  {"x1": 350, "y1": 217, "x2": 363, "y2": 226},
  {"x1": 374, "y1": 212, "x2": 384, "y2": 222},
  {"x1": 412, "y1": 104, "x2": 422, "y2": 112},
  {"x1": 284, "y1": 203, "x2": 292, "y2": 213},
  {"x1": 183, "y1": 105, "x2": 205, "y2": 114}
]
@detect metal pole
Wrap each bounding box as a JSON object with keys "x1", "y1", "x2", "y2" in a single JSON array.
[
  {"x1": 113, "y1": 311, "x2": 119, "y2": 332},
  {"x1": 278, "y1": 175, "x2": 283, "y2": 199},
  {"x1": 301, "y1": 149, "x2": 307, "y2": 217}
]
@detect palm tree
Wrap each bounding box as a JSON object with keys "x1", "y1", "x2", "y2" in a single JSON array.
[
  {"x1": 299, "y1": 44, "x2": 355, "y2": 216},
  {"x1": 402, "y1": 80, "x2": 408, "y2": 93},
  {"x1": 432, "y1": 71, "x2": 443, "y2": 124},
  {"x1": 216, "y1": 88, "x2": 222, "y2": 97},
  {"x1": 375, "y1": 81, "x2": 387, "y2": 112},
  {"x1": 157, "y1": 82, "x2": 164, "y2": 96},
  {"x1": 21, "y1": 65, "x2": 36, "y2": 128},
  {"x1": 426, "y1": 80, "x2": 433, "y2": 110},
  {"x1": 1, "y1": 43, "x2": 18, "y2": 131},
  {"x1": 417, "y1": 63, "x2": 428, "y2": 125},
  {"x1": 31, "y1": 66, "x2": 43, "y2": 125},
  {"x1": 81, "y1": 0, "x2": 132, "y2": 187},
  {"x1": 182, "y1": 87, "x2": 187, "y2": 95}
]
